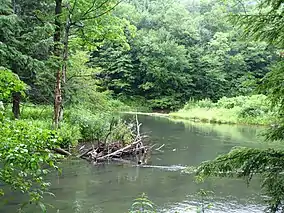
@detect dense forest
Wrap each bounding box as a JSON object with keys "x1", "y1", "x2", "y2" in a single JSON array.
[
  {"x1": 0, "y1": 0, "x2": 284, "y2": 212},
  {"x1": 92, "y1": 0, "x2": 277, "y2": 110}
]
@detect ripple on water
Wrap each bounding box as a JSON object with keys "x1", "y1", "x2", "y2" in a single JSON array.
[{"x1": 161, "y1": 199, "x2": 264, "y2": 213}]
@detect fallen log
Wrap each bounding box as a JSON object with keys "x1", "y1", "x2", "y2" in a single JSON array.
[
  {"x1": 53, "y1": 147, "x2": 72, "y2": 156},
  {"x1": 96, "y1": 139, "x2": 142, "y2": 161},
  {"x1": 77, "y1": 114, "x2": 151, "y2": 164},
  {"x1": 77, "y1": 147, "x2": 94, "y2": 158}
]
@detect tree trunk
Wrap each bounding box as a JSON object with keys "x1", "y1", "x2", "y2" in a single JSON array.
[
  {"x1": 12, "y1": 92, "x2": 21, "y2": 119},
  {"x1": 60, "y1": 18, "x2": 71, "y2": 122},
  {"x1": 53, "y1": 0, "x2": 63, "y2": 128}
]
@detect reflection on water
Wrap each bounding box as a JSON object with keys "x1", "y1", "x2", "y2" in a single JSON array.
[{"x1": 1, "y1": 115, "x2": 271, "y2": 213}]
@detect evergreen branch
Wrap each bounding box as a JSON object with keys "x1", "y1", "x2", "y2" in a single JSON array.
[{"x1": 196, "y1": 147, "x2": 284, "y2": 212}]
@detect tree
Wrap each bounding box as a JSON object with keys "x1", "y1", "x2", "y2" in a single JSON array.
[
  {"x1": 92, "y1": 0, "x2": 276, "y2": 109},
  {"x1": 0, "y1": 0, "x2": 55, "y2": 116},
  {"x1": 0, "y1": 67, "x2": 62, "y2": 208},
  {"x1": 197, "y1": 0, "x2": 284, "y2": 212},
  {"x1": 51, "y1": 0, "x2": 127, "y2": 127},
  {"x1": 0, "y1": 68, "x2": 26, "y2": 107}
]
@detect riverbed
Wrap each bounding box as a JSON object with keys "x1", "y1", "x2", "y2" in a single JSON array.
[{"x1": 1, "y1": 115, "x2": 271, "y2": 212}]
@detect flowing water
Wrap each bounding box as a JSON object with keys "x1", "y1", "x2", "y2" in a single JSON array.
[{"x1": 1, "y1": 115, "x2": 274, "y2": 213}]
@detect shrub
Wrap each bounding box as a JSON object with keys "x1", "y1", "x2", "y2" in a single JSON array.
[
  {"x1": 21, "y1": 118, "x2": 81, "y2": 148},
  {"x1": 175, "y1": 95, "x2": 274, "y2": 125},
  {"x1": 183, "y1": 98, "x2": 196, "y2": 110},
  {"x1": 109, "y1": 119, "x2": 134, "y2": 145},
  {"x1": 129, "y1": 193, "x2": 156, "y2": 213},
  {"x1": 56, "y1": 122, "x2": 81, "y2": 148},
  {"x1": 184, "y1": 98, "x2": 215, "y2": 110},
  {"x1": 238, "y1": 107, "x2": 264, "y2": 118},
  {"x1": 148, "y1": 97, "x2": 182, "y2": 110},
  {"x1": 0, "y1": 119, "x2": 61, "y2": 206},
  {"x1": 65, "y1": 108, "x2": 115, "y2": 142},
  {"x1": 21, "y1": 105, "x2": 53, "y2": 120},
  {"x1": 0, "y1": 68, "x2": 26, "y2": 102},
  {"x1": 195, "y1": 98, "x2": 215, "y2": 108},
  {"x1": 217, "y1": 96, "x2": 247, "y2": 109}
]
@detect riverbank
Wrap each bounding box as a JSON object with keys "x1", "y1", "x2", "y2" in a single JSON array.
[
  {"x1": 122, "y1": 111, "x2": 169, "y2": 118},
  {"x1": 169, "y1": 95, "x2": 276, "y2": 126}
]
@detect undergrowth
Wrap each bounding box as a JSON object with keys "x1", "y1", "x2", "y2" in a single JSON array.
[
  {"x1": 17, "y1": 100, "x2": 133, "y2": 148},
  {"x1": 170, "y1": 95, "x2": 275, "y2": 125}
]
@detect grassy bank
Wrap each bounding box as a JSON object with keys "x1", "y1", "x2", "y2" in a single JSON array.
[{"x1": 170, "y1": 95, "x2": 276, "y2": 126}]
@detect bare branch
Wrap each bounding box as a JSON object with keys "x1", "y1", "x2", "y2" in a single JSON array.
[
  {"x1": 71, "y1": 0, "x2": 79, "y2": 15},
  {"x1": 81, "y1": 0, "x2": 99, "y2": 18},
  {"x1": 80, "y1": 0, "x2": 122, "y2": 21}
]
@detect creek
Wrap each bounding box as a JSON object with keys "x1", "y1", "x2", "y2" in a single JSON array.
[{"x1": 1, "y1": 115, "x2": 273, "y2": 212}]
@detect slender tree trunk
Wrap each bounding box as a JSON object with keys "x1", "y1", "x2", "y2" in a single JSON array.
[
  {"x1": 53, "y1": 0, "x2": 63, "y2": 128},
  {"x1": 60, "y1": 19, "x2": 71, "y2": 122},
  {"x1": 12, "y1": 92, "x2": 21, "y2": 119},
  {"x1": 11, "y1": 0, "x2": 20, "y2": 119}
]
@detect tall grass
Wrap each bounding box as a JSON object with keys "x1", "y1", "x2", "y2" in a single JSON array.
[
  {"x1": 18, "y1": 101, "x2": 133, "y2": 148},
  {"x1": 170, "y1": 95, "x2": 276, "y2": 126}
]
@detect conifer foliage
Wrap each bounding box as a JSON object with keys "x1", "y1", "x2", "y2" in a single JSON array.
[{"x1": 197, "y1": 0, "x2": 284, "y2": 212}]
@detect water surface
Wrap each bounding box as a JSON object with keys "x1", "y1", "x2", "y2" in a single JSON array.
[{"x1": 1, "y1": 115, "x2": 270, "y2": 212}]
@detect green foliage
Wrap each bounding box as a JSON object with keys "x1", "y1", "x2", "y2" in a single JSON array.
[
  {"x1": 66, "y1": 51, "x2": 130, "y2": 112},
  {"x1": 19, "y1": 105, "x2": 81, "y2": 148},
  {"x1": 260, "y1": 61, "x2": 284, "y2": 141},
  {"x1": 0, "y1": 0, "x2": 53, "y2": 104},
  {"x1": 171, "y1": 95, "x2": 274, "y2": 125},
  {"x1": 0, "y1": 68, "x2": 26, "y2": 102},
  {"x1": 21, "y1": 105, "x2": 53, "y2": 120},
  {"x1": 129, "y1": 193, "x2": 156, "y2": 213},
  {"x1": 194, "y1": 0, "x2": 284, "y2": 212},
  {"x1": 65, "y1": 107, "x2": 133, "y2": 144},
  {"x1": 184, "y1": 98, "x2": 215, "y2": 110},
  {"x1": 230, "y1": 0, "x2": 284, "y2": 47},
  {"x1": 66, "y1": 108, "x2": 114, "y2": 142},
  {"x1": 129, "y1": 191, "x2": 213, "y2": 213},
  {"x1": 197, "y1": 147, "x2": 284, "y2": 212},
  {"x1": 0, "y1": 118, "x2": 61, "y2": 205},
  {"x1": 109, "y1": 119, "x2": 134, "y2": 145},
  {"x1": 91, "y1": 0, "x2": 276, "y2": 110},
  {"x1": 0, "y1": 101, "x2": 4, "y2": 121}
]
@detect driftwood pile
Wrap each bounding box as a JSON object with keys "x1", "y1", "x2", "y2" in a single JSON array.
[{"x1": 77, "y1": 115, "x2": 150, "y2": 164}]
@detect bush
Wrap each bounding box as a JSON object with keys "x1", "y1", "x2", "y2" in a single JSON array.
[
  {"x1": 217, "y1": 96, "x2": 247, "y2": 109},
  {"x1": 65, "y1": 107, "x2": 135, "y2": 144},
  {"x1": 129, "y1": 193, "x2": 156, "y2": 213},
  {"x1": 57, "y1": 122, "x2": 81, "y2": 148},
  {"x1": 184, "y1": 98, "x2": 215, "y2": 110},
  {"x1": 119, "y1": 96, "x2": 151, "y2": 112},
  {"x1": 216, "y1": 95, "x2": 269, "y2": 110},
  {"x1": 108, "y1": 119, "x2": 134, "y2": 145},
  {"x1": 20, "y1": 105, "x2": 53, "y2": 120},
  {"x1": 174, "y1": 95, "x2": 274, "y2": 125},
  {"x1": 238, "y1": 107, "x2": 264, "y2": 117},
  {"x1": 0, "y1": 68, "x2": 26, "y2": 102},
  {"x1": 148, "y1": 97, "x2": 182, "y2": 110},
  {"x1": 0, "y1": 119, "x2": 61, "y2": 205},
  {"x1": 65, "y1": 108, "x2": 114, "y2": 142},
  {"x1": 21, "y1": 118, "x2": 81, "y2": 148}
]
